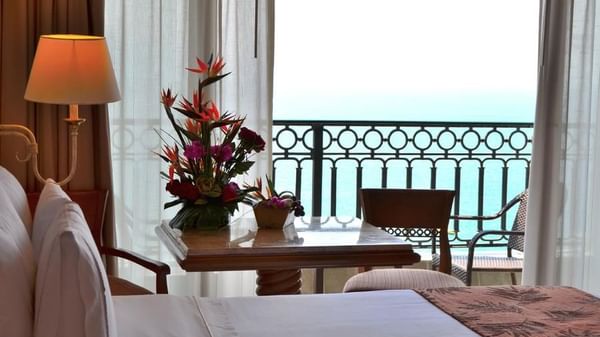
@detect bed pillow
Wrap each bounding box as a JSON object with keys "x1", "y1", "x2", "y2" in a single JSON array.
[
  {"x1": 0, "y1": 165, "x2": 33, "y2": 235},
  {"x1": 34, "y1": 199, "x2": 117, "y2": 337},
  {"x1": 0, "y1": 185, "x2": 35, "y2": 337},
  {"x1": 32, "y1": 180, "x2": 72, "y2": 260}
]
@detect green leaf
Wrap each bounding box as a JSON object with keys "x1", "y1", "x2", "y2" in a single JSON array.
[
  {"x1": 163, "y1": 105, "x2": 186, "y2": 146},
  {"x1": 164, "y1": 199, "x2": 183, "y2": 209},
  {"x1": 194, "y1": 198, "x2": 208, "y2": 205},
  {"x1": 178, "y1": 127, "x2": 202, "y2": 141},
  {"x1": 157, "y1": 154, "x2": 171, "y2": 163},
  {"x1": 173, "y1": 107, "x2": 198, "y2": 119},
  {"x1": 200, "y1": 73, "x2": 231, "y2": 88},
  {"x1": 209, "y1": 118, "x2": 244, "y2": 131},
  {"x1": 231, "y1": 161, "x2": 255, "y2": 175}
]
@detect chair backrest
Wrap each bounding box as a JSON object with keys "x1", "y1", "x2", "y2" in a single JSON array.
[
  {"x1": 360, "y1": 188, "x2": 455, "y2": 274},
  {"x1": 27, "y1": 190, "x2": 109, "y2": 250},
  {"x1": 507, "y1": 189, "x2": 528, "y2": 253}
]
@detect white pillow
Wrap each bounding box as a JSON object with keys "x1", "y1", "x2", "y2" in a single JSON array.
[
  {"x1": 0, "y1": 165, "x2": 33, "y2": 235},
  {"x1": 0, "y1": 186, "x2": 34, "y2": 337},
  {"x1": 34, "y1": 200, "x2": 117, "y2": 337},
  {"x1": 32, "y1": 180, "x2": 71, "y2": 260}
]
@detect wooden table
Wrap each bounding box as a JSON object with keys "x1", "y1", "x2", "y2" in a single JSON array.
[{"x1": 156, "y1": 216, "x2": 420, "y2": 295}]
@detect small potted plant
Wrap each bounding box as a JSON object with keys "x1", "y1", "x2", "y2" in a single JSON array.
[{"x1": 245, "y1": 176, "x2": 305, "y2": 229}]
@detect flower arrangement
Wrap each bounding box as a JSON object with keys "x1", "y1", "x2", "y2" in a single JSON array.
[
  {"x1": 246, "y1": 176, "x2": 305, "y2": 216},
  {"x1": 159, "y1": 55, "x2": 265, "y2": 230}
]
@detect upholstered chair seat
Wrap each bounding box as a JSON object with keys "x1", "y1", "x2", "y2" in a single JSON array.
[{"x1": 343, "y1": 269, "x2": 465, "y2": 292}]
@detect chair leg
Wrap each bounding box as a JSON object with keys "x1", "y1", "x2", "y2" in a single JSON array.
[
  {"x1": 510, "y1": 272, "x2": 517, "y2": 285},
  {"x1": 315, "y1": 268, "x2": 324, "y2": 293},
  {"x1": 466, "y1": 271, "x2": 472, "y2": 286}
]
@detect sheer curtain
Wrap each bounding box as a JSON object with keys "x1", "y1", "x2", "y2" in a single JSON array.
[
  {"x1": 105, "y1": 0, "x2": 274, "y2": 296},
  {"x1": 524, "y1": 0, "x2": 600, "y2": 295}
]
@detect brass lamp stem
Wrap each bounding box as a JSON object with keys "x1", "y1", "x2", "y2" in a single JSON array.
[{"x1": 0, "y1": 111, "x2": 84, "y2": 186}]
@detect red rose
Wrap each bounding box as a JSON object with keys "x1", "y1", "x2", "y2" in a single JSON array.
[
  {"x1": 239, "y1": 127, "x2": 266, "y2": 152},
  {"x1": 221, "y1": 182, "x2": 240, "y2": 203},
  {"x1": 166, "y1": 180, "x2": 201, "y2": 201}
]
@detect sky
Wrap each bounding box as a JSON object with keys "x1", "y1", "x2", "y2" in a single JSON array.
[{"x1": 273, "y1": 0, "x2": 540, "y2": 122}]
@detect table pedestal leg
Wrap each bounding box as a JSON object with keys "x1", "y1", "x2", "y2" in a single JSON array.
[{"x1": 256, "y1": 269, "x2": 302, "y2": 296}]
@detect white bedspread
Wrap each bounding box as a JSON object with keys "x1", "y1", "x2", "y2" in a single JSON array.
[
  {"x1": 113, "y1": 295, "x2": 211, "y2": 337},
  {"x1": 113, "y1": 290, "x2": 478, "y2": 337}
]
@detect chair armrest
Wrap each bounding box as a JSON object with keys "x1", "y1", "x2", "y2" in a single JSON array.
[
  {"x1": 451, "y1": 191, "x2": 525, "y2": 222},
  {"x1": 450, "y1": 214, "x2": 501, "y2": 221},
  {"x1": 100, "y1": 246, "x2": 171, "y2": 294},
  {"x1": 464, "y1": 230, "x2": 524, "y2": 285},
  {"x1": 467, "y1": 230, "x2": 525, "y2": 248}
]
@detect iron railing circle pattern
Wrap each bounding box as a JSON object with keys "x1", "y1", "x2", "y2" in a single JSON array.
[
  {"x1": 338, "y1": 127, "x2": 359, "y2": 150},
  {"x1": 272, "y1": 120, "x2": 533, "y2": 248},
  {"x1": 484, "y1": 129, "x2": 505, "y2": 151},
  {"x1": 461, "y1": 129, "x2": 481, "y2": 151},
  {"x1": 437, "y1": 128, "x2": 458, "y2": 151},
  {"x1": 388, "y1": 128, "x2": 409, "y2": 150},
  {"x1": 413, "y1": 128, "x2": 434, "y2": 151},
  {"x1": 363, "y1": 127, "x2": 384, "y2": 151},
  {"x1": 275, "y1": 126, "x2": 299, "y2": 150},
  {"x1": 509, "y1": 129, "x2": 529, "y2": 151}
]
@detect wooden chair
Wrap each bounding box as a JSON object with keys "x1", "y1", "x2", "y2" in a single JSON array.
[
  {"x1": 27, "y1": 190, "x2": 170, "y2": 295},
  {"x1": 433, "y1": 190, "x2": 528, "y2": 286},
  {"x1": 343, "y1": 188, "x2": 464, "y2": 292}
]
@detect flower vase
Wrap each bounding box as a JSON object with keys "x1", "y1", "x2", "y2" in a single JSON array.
[
  {"x1": 253, "y1": 205, "x2": 295, "y2": 229},
  {"x1": 169, "y1": 204, "x2": 230, "y2": 231}
]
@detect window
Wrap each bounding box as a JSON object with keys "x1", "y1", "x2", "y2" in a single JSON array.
[{"x1": 274, "y1": 0, "x2": 539, "y2": 122}]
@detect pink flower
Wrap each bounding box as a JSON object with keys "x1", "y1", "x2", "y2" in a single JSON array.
[
  {"x1": 184, "y1": 141, "x2": 205, "y2": 160},
  {"x1": 211, "y1": 144, "x2": 233, "y2": 162},
  {"x1": 265, "y1": 196, "x2": 290, "y2": 209}
]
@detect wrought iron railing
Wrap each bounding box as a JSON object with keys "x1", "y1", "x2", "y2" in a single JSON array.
[{"x1": 272, "y1": 120, "x2": 533, "y2": 248}]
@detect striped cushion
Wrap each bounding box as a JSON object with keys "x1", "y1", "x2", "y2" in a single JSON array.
[
  {"x1": 432, "y1": 254, "x2": 523, "y2": 283},
  {"x1": 343, "y1": 269, "x2": 465, "y2": 293}
]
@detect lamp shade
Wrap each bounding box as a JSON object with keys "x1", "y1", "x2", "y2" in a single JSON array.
[{"x1": 24, "y1": 34, "x2": 120, "y2": 105}]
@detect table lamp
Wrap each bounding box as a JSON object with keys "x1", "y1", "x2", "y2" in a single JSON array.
[{"x1": 0, "y1": 34, "x2": 120, "y2": 185}]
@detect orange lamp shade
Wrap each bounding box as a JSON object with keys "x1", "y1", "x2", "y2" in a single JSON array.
[{"x1": 24, "y1": 34, "x2": 120, "y2": 105}]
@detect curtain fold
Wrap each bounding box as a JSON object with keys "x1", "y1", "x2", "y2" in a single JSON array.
[
  {"x1": 105, "y1": 0, "x2": 275, "y2": 296},
  {"x1": 0, "y1": 0, "x2": 116, "y2": 264},
  {"x1": 524, "y1": 0, "x2": 600, "y2": 294}
]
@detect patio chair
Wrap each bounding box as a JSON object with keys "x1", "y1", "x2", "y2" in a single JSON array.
[
  {"x1": 343, "y1": 188, "x2": 465, "y2": 292},
  {"x1": 432, "y1": 190, "x2": 528, "y2": 286}
]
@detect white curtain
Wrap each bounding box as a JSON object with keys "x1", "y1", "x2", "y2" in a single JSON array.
[
  {"x1": 104, "y1": 0, "x2": 274, "y2": 297},
  {"x1": 524, "y1": 0, "x2": 600, "y2": 295}
]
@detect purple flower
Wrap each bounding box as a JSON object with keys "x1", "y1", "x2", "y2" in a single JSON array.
[
  {"x1": 184, "y1": 141, "x2": 205, "y2": 160},
  {"x1": 211, "y1": 144, "x2": 233, "y2": 162}
]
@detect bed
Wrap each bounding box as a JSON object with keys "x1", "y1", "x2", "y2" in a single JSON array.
[
  {"x1": 2, "y1": 165, "x2": 600, "y2": 337},
  {"x1": 113, "y1": 286, "x2": 600, "y2": 337},
  {"x1": 113, "y1": 290, "x2": 478, "y2": 337}
]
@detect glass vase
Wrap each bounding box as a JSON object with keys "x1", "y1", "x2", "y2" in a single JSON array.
[{"x1": 169, "y1": 204, "x2": 231, "y2": 231}]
